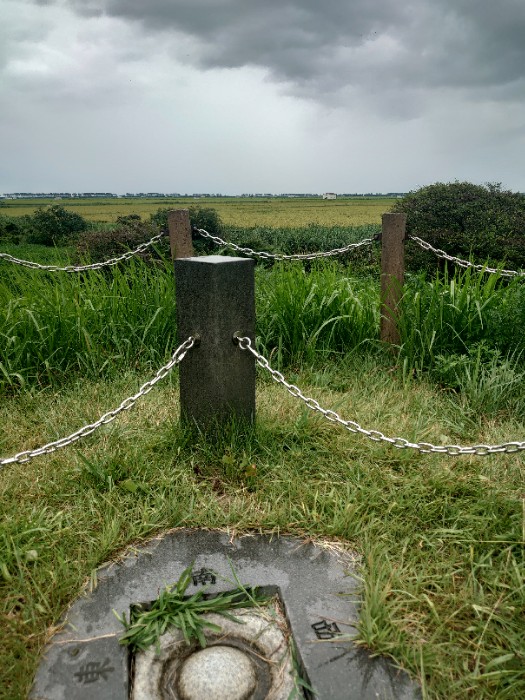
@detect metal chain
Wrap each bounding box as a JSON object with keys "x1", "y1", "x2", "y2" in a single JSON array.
[
  {"x1": 195, "y1": 227, "x2": 375, "y2": 261},
  {"x1": 236, "y1": 336, "x2": 525, "y2": 456},
  {"x1": 0, "y1": 336, "x2": 196, "y2": 468},
  {"x1": 0, "y1": 231, "x2": 167, "y2": 272},
  {"x1": 410, "y1": 236, "x2": 525, "y2": 278}
]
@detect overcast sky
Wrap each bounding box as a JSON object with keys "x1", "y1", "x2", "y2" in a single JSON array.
[{"x1": 1, "y1": 0, "x2": 524, "y2": 194}]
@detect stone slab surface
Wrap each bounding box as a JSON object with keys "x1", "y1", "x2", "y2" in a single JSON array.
[
  {"x1": 31, "y1": 529, "x2": 421, "y2": 700},
  {"x1": 30, "y1": 634, "x2": 128, "y2": 700}
]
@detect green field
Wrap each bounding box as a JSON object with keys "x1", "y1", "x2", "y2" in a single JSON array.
[{"x1": 1, "y1": 196, "x2": 395, "y2": 227}]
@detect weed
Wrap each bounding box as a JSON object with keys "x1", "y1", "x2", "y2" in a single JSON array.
[{"x1": 115, "y1": 563, "x2": 270, "y2": 652}]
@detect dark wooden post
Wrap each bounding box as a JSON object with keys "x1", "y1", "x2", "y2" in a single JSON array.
[
  {"x1": 168, "y1": 209, "x2": 194, "y2": 259},
  {"x1": 380, "y1": 213, "x2": 406, "y2": 345}
]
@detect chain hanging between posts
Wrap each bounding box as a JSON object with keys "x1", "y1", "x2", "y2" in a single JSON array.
[
  {"x1": 410, "y1": 236, "x2": 525, "y2": 278},
  {"x1": 0, "y1": 231, "x2": 167, "y2": 272},
  {"x1": 195, "y1": 227, "x2": 375, "y2": 261},
  {"x1": 235, "y1": 336, "x2": 525, "y2": 456},
  {"x1": 0, "y1": 336, "x2": 196, "y2": 468}
]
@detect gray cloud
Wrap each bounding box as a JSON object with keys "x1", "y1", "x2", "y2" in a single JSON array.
[
  {"x1": 34, "y1": 0, "x2": 525, "y2": 104},
  {"x1": 2, "y1": 0, "x2": 525, "y2": 193}
]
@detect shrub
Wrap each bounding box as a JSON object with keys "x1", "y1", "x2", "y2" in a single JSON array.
[
  {"x1": 392, "y1": 182, "x2": 525, "y2": 274},
  {"x1": 150, "y1": 205, "x2": 223, "y2": 234},
  {"x1": 75, "y1": 218, "x2": 168, "y2": 264},
  {"x1": 150, "y1": 205, "x2": 224, "y2": 254},
  {"x1": 26, "y1": 205, "x2": 88, "y2": 246},
  {"x1": 0, "y1": 215, "x2": 32, "y2": 244}
]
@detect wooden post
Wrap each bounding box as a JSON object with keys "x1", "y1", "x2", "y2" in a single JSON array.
[
  {"x1": 380, "y1": 213, "x2": 406, "y2": 345},
  {"x1": 168, "y1": 209, "x2": 194, "y2": 259}
]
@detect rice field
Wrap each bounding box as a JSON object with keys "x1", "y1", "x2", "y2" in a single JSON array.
[{"x1": 1, "y1": 196, "x2": 396, "y2": 227}]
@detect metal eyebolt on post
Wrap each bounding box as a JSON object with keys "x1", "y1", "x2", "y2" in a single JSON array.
[{"x1": 232, "y1": 332, "x2": 249, "y2": 348}]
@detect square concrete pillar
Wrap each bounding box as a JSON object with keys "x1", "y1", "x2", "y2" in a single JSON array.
[{"x1": 174, "y1": 256, "x2": 256, "y2": 428}]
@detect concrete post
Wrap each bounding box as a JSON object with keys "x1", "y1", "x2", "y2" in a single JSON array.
[
  {"x1": 168, "y1": 209, "x2": 194, "y2": 259},
  {"x1": 380, "y1": 213, "x2": 406, "y2": 345},
  {"x1": 174, "y1": 256, "x2": 255, "y2": 428}
]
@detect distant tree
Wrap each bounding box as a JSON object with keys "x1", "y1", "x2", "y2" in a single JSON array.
[
  {"x1": 150, "y1": 205, "x2": 224, "y2": 254},
  {"x1": 392, "y1": 181, "x2": 525, "y2": 273},
  {"x1": 149, "y1": 206, "x2": 222, "y2": 234},
  {"x1": 27, "y1": 205, "x2": 88, "y2": 246}
]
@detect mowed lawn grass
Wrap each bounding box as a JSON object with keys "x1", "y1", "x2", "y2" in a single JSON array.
[{"x1": 2, "y1": 196, "x2": 395, "y2": 226}]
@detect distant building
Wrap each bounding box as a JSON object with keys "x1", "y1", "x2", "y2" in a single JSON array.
[{"x1": 323, "y1": 192, "x2": 337, "y2": 200}]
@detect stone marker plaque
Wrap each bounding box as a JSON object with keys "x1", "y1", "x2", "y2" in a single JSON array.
[{"x1": 31, "y1": 530, "x2": 421, "y2": 700}]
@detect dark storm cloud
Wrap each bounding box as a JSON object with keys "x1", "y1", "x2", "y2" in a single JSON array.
[{"x1": 39, "y1": 0, "x2": 525, "y2": 101}]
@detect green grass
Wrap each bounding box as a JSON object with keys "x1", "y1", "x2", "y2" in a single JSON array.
[
  {"x1": 3, "y1": 247, "x2": 523, "y2": 395},
  {"x1": 0, "y1": 253, "x2": 177, "y2": 392},
  {"x1": 116, "y1": 563, "x2": 270, "y2": 652},
  {"x1": 256, "y1": 261, "x2": 379, "y2": 366},
  {"x1": 0, "y1": 243, "x2": 76, "y2": 266},
  {"x1": 1, "y1": 360, "x2": 523, "y2": 699},
  {"x1": 398, "y1": 268, "x2": 525, "y2": 371},
  {"x1": 215, "y1": 222, "x2": 380, "y2": 261},
  {"x1": 1, "y1": 244, "x2": 524, "y2": 699}
]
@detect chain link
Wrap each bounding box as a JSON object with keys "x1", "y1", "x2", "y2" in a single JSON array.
[
  {"x1": 195, "y1": 227, "x2": 375, "y2": 261},
  {"x1": 0, "y1": 231, "x2": 167, "y2": 272},
  {"x1": 236, "y1": 337, "x2": 525, "y2": 456},
  {"x1": 0, "y1": 336, "x2": 196, "y2": 468},
  {"x1": 410, "y1": 236, "x2": 525, "y2": 278}
]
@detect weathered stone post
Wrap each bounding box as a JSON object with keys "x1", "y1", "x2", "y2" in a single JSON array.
[
  {"x1": 174, "y1": 256, "x2": 256, "y2": 428},
  {"x1": 168, "y1": 209, "x2": 194, "y2": 259},
  {"x1": 380, "y1": 213, "x2": 406, "y2": 345}
]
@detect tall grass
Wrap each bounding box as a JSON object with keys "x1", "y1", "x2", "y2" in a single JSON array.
[
  {"x1": 256, "y1": 262, "x2": 379, "y2": 366},
  {"x1": 221, "y1": 223, "x2": 380, "y2": 258},
  {"x1": 0, "y1": 257, "x2": 177, "y2": 392},
  {"x1": 2, "y1": 249, "x2": 525, "y2": 404},
  {"x1": 398, "y1": 268, "x2": 506, "y2": 370},
  {"x1": 396, "y1": 269, "x2": 525, "y2": 411}
]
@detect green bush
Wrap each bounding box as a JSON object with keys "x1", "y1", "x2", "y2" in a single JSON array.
[
  {"x1": 150, "y1": 205, "x2": 224, "y2": 255},
  {"x1": 26, "y1": 205, "x2": 88, "y2": 246},
  {"x1": 75, "y1": 217, "x2": 167, "y2": 264},
  {"x1": 392, "y1": 182, "x2": 525, "y2": 274},
  {"x1": 0, "y1": 214, "x2": 32, "y2": 244}
]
